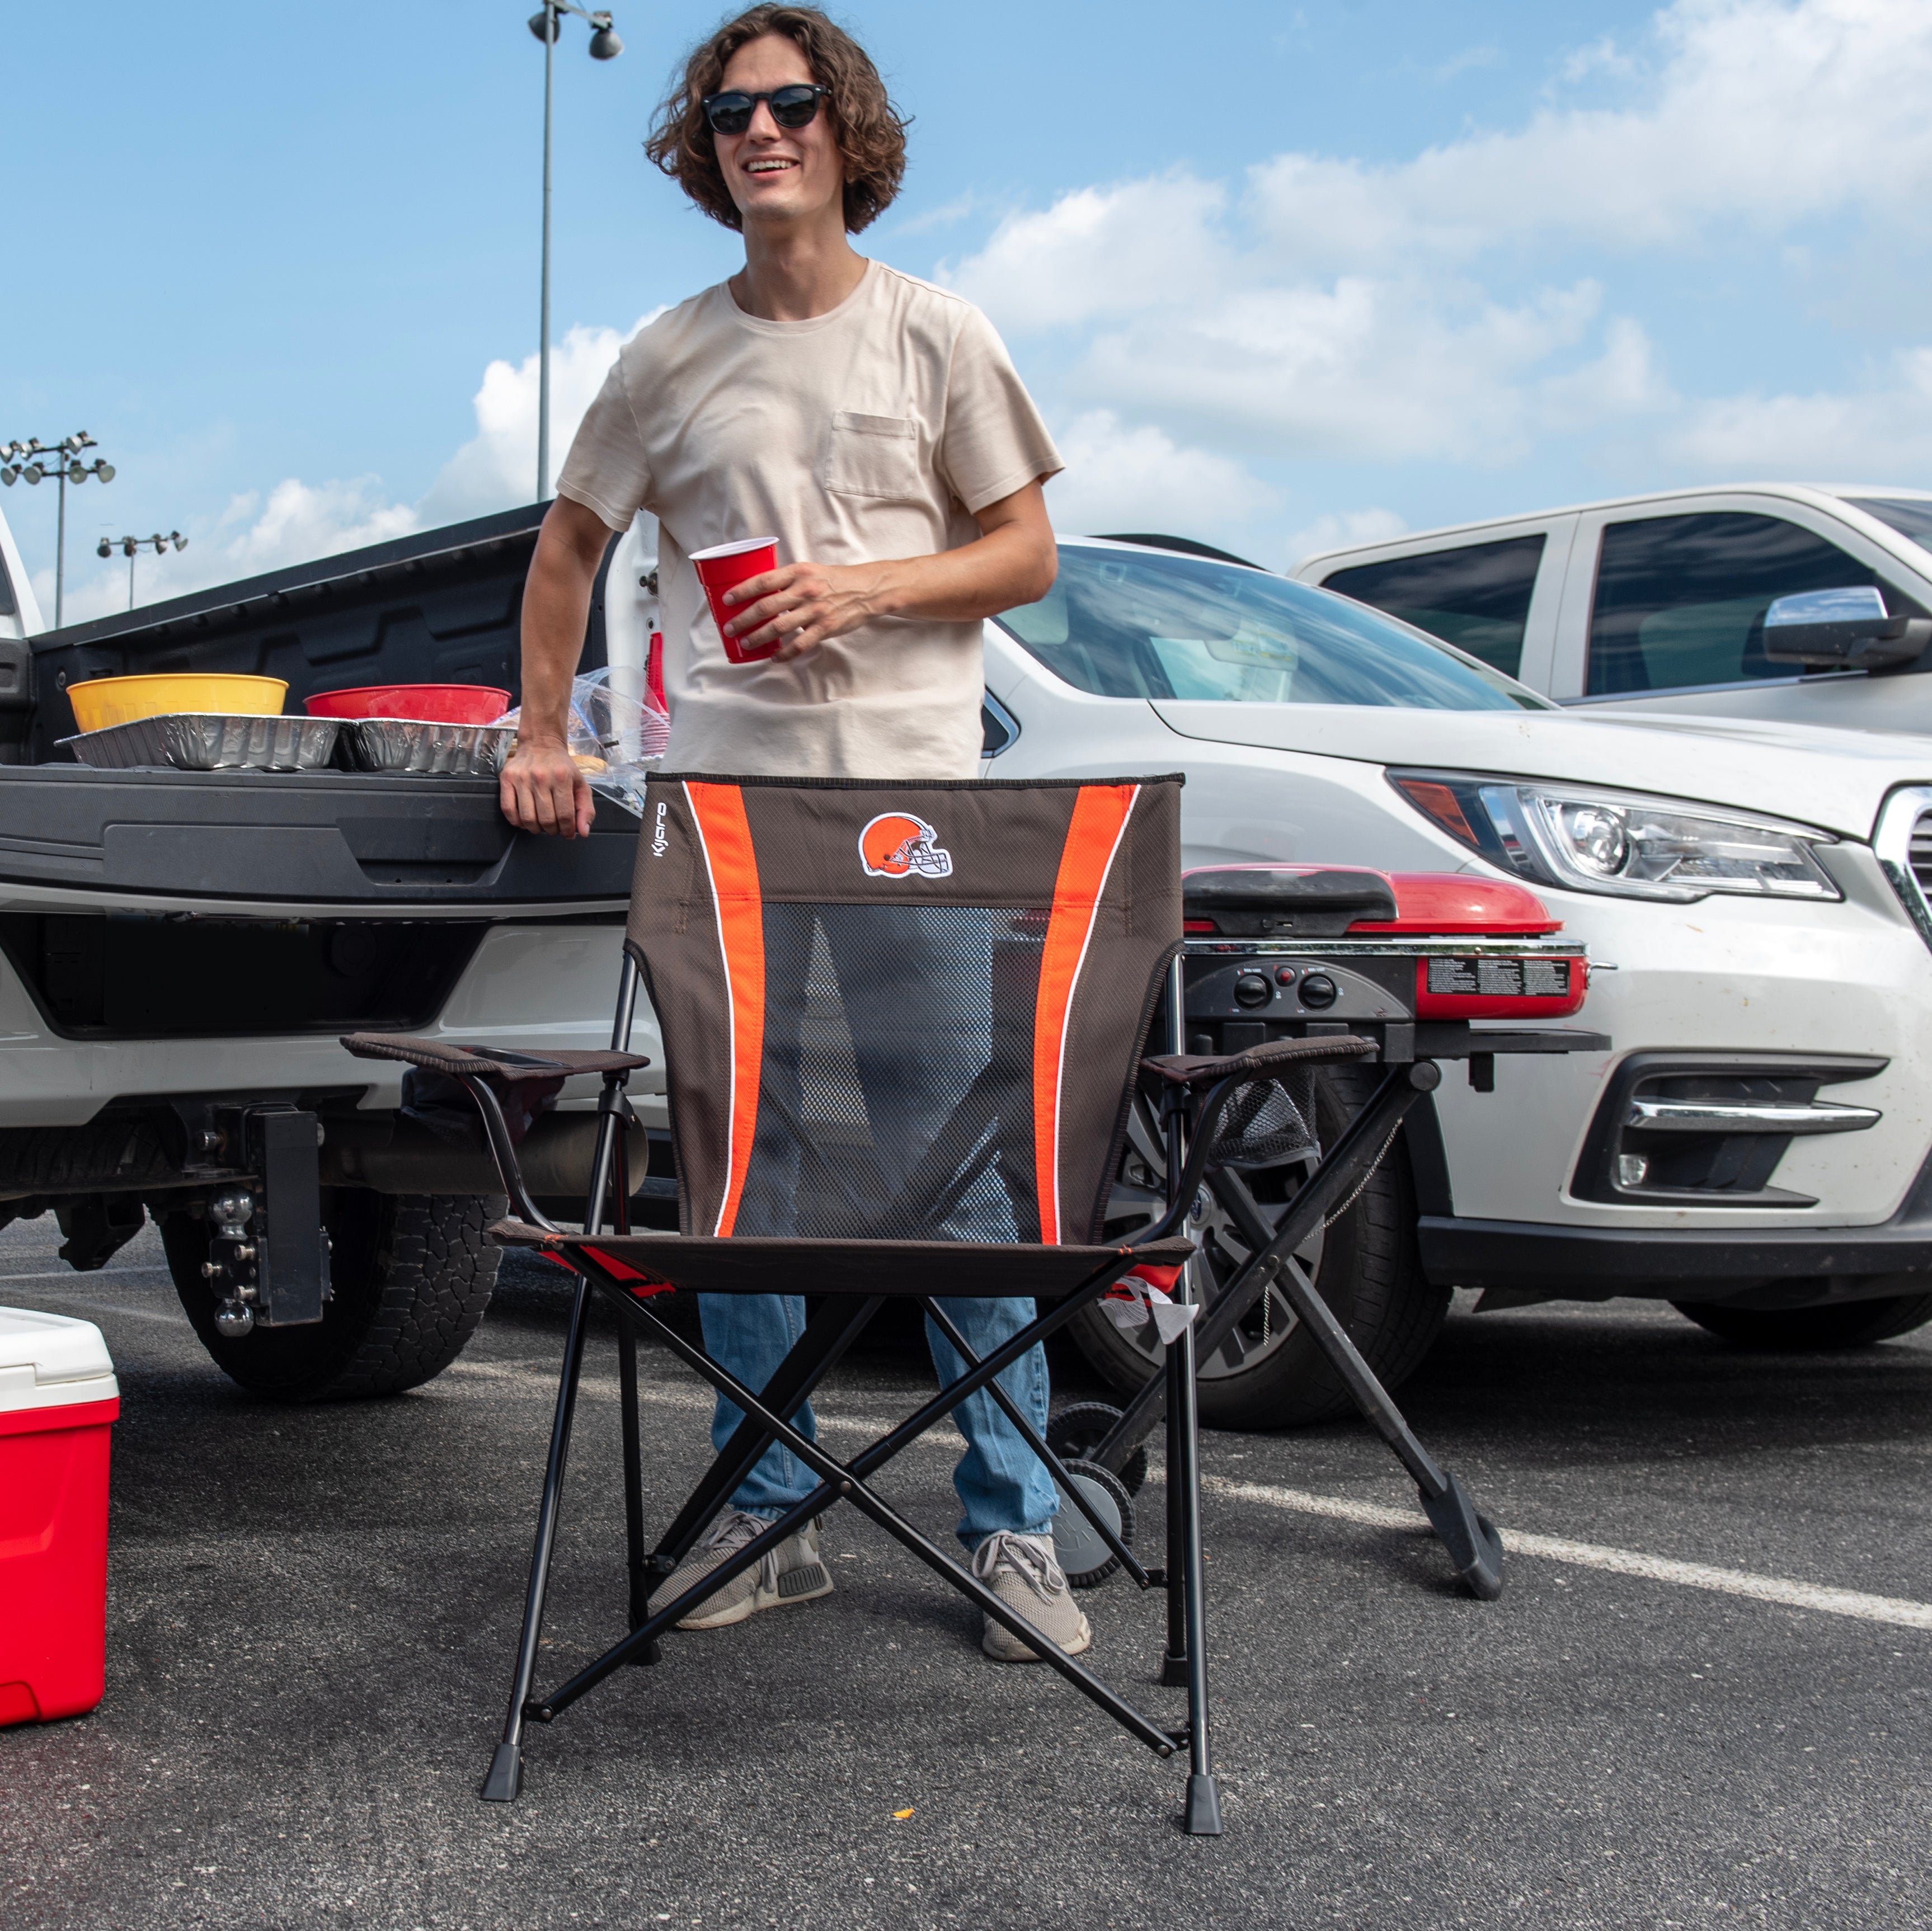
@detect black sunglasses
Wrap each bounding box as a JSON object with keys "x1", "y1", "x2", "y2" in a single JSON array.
[{"x1": 700, "y1": 83, "x2": 830, "y2": 135}]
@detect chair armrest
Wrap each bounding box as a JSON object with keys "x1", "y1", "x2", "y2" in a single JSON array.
[
  {"x1": 1141, "y1": 1034, "x2": 1376, "y2": 1086},
  {"x1": 340, "y1": 1034, "x2": 650, "y2": 1080}
]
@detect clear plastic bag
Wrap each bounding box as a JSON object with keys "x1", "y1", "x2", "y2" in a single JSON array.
[{"x1": 495, "y1": 664, "x2": 668, "y2": 818}]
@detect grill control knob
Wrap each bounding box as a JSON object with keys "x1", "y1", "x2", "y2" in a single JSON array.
[
  {"x1": 1299, "y1": 972, "x2": 1338, "y2": 1010},
  {"x1": 1233, "y1": 971, "x2": 1272, "y2": 1009}
]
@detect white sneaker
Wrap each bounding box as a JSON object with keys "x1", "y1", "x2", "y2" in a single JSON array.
[
  {"x1": 972, "y1": 1529, "x2": 1092, "y2": 1662},
  {"x1": 654, "y1": 1509, "x2": 833, "y2": 1631}
]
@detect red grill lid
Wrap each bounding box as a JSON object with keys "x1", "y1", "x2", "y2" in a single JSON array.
[
  {"x1": 1181, "y1": 863, "x2": 1562, "y2": 936},
  {"x1": 1351, "y1": 873, "x2": 1561, "y2": 935}
]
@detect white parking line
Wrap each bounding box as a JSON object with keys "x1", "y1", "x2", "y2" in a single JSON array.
[
  {"x1": 1208, "y1": 1476, "x2": 1932, "y2": 1632},
  {"x1": 0, "y1": 1268, "x2": 173, "y2": 1283},
  {"x1": 1, "y1": 1285, "x2": 187, "y2": 1325}
]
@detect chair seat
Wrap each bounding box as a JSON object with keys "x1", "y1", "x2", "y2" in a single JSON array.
[{"x1": 488, "y1": 1222, "x2": 1197, "y2": 1299}]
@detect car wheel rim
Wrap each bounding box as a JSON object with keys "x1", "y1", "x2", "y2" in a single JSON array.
[{"x1": 1101, "y1": 1096, "x2": 1324, "y2": 1381}]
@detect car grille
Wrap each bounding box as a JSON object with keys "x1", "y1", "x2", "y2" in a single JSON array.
[
  {"x1": 1873, "y1": 788, "x2": 1932, "y2": 951},
  {"x1": 1912, "y1": 809, "x2": 1932, "y2": 898}
]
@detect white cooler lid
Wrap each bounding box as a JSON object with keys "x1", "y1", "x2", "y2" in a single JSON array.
[{"x1": 0, "y1": 1305, "x2": 120, "y2": 1414}]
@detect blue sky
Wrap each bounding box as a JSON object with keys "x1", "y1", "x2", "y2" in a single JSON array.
[{"x1": 7, "y1": 0, "x2": 1932, "y2": 623}]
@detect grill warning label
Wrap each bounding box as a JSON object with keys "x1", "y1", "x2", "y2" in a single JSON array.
[{"x1": 1427, "y1": 957, "x2": 1572, "y2": 997}]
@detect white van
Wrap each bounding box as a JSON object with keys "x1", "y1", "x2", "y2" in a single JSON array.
[{"x1": 1291, "y1": 484, "x2": 1932, "y2": 735}]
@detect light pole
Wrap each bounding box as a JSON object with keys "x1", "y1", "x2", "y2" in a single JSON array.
[
  {"x1": 1, "y1": 433, "x2": 115, "y2": 628},
  {"x1": 98, "y1": 531, "x2": 188, "y2": 611},
  {"x1": 528, "y1": 2, "x2": 622, "y2": 502}
]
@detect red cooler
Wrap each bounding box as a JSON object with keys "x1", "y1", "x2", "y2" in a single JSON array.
[{"x1": 0, "y1": 1308, "x2": 119, "y2": 1725}]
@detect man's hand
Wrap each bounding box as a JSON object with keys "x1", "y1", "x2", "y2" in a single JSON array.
[
  {"x1": 499, "y1": 735, "x2": 595, "y2": 839},
  {"x1": 722, "y1": 559, "x2": 885, "y2": 662},
  {"x1": 717, "y1": 479, "x2": 1056, "y2": 663},
  {"x1": 502, "y1": 495, "x2": 616, "y2": 837}
]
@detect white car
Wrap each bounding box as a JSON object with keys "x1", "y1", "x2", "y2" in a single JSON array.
[
  {"x1": 983, "y1": 536, "x2": 1932, "y2": 1422},
  {"x1": 1289, "y1": 482, "x2": 1932, "y2": 736}
]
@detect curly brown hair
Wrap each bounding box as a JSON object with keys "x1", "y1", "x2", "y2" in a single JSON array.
[{"x1": 645, "y1": 6, "x2": 908, "y2": 235}]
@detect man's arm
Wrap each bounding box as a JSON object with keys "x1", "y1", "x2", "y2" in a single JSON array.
[
  {"x1": 720, "y1": 479, "x2": 1056, "y2": 661},
  {"x1": 499, "y1": 495, "x2": 617, "y2": 838}
]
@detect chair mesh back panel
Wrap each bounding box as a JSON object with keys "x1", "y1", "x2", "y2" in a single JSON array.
[{"x1": 628, "y1": 774, "x2": 1182, "y2": 1245}]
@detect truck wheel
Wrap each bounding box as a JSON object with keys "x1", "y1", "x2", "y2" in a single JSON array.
[
  {"x1": 162, "y1": 1189, "x2": 503, "y2": 1401},
  {"x1": 1672, "y1": 1293, "x2": 1932, "y2": 1350},
  {"x1": 1069, "y1": 1065, "x2": 1448, "y2": 1429}
]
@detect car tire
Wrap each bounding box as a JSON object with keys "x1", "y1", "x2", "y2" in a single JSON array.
[
  {"x1": 162, "y1": 1188, "x2": 504, "y2": 1401},
  {"x1": 1671, "y1": 1292, "x2": 1932, "y2": 1350},
  {"x1": 1068, "y1": 1065, "x2": 1449, "y2": 1429}
]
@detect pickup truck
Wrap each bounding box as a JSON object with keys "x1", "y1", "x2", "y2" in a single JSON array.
[{"x1": 0, "y1": 503, "x2": 670, "y2": 1400}]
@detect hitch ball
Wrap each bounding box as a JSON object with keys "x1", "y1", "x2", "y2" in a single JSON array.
[
  {"x1": 209, "y1": 1190, "x2": 253, "y2": 1230},
  {"x1": 213, "y1": 1298, "x2": 256, "y2": 1340}
]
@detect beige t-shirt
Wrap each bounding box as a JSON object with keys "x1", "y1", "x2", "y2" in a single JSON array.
[{"x1": 556, "y1": 260, "x2": 1062, "y2": 780}]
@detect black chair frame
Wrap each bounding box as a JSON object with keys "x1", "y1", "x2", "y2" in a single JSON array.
[{"x1": 403, "y1": 953, "x2": 1368, "y2": 1838}]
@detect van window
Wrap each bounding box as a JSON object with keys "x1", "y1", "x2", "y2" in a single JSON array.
[
  {"x1": 0, "y1": 549, "x2": 15, "y2": 619},
  {"x1": 1844, "y1": 497, "x2": 1932, "y2": 558},
  {"x1": 1319, "y1": 535, "x2": 1544, "y2": 678},
  {"x1": 1586, "y1": 512, "x2": 1921, "y2": 696}
]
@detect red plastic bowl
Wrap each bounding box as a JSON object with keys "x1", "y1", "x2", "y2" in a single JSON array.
[{"x1": 304, "y1": 683, "x2": 510, "y2": 724}]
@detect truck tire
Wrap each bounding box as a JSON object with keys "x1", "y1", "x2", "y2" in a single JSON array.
[
  {"x1": 162, "y1": 1189, "x2": 504, "y2": 1401},
  {"x1": 1068, "y1": 1065, "x2": 1448, "y2": 1428},
  {"x1": 1672, "y1": 1293, "x2": 1932, "y2": 1350}
]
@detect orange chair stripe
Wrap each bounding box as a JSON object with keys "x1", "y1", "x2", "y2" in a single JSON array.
[
  {"x1": 685, "y1": 781, "x2": 765, "y2": 1237},
  {"x1": 1032, "y1": 784, "x2": 1139, "y2": 1243}
]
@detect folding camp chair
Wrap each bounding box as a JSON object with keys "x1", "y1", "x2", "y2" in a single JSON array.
[{"x1": 342, "y1": 771, "x2": 1376, "y2": 1836}]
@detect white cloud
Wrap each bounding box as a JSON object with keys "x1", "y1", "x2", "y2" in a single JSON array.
[
  {"x1": 40, "y1": 315, "x2": 658, "y2": 627},
  {"x1": 1046, "y1": 410, "x2": 1272, "y2": 538},
  {"x1": 1663, "y1": 345, "x2": 1932, "y2": 474},
  {"x1": 942, "y1": 0, "x2": 1932, "y2": 482},
  {"x1": 1284, "y1": 508, "x2": 1408, "y2": 568},
  {"x1": 1083, "y1": 278, "x2": 1606, "y2": 463},
  {"x1": 1555, "y1": 35, "x2": 1637, "y2": 86},
  {"x1": 211, "y1": 478, "x2": 420, "y2": 575},
  {"x1": 942, "y1": 175, "x2": 1228, "y2": 332},
  {"x1": 1249, "y1": 0, "x2": 1932, "y2": 266},
  {"x1": 420, "y1": 315, "x2": 660, "y2": 524}
]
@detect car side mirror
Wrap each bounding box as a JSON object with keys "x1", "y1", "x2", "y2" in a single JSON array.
[{"x1": 1762, "y1": 585, "x2": 1932, "y2": 671}]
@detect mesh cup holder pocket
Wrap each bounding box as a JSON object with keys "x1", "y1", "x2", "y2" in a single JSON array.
[{"x1": 1209, "y1": 1070, "x2": 1319, "y2": 1169}]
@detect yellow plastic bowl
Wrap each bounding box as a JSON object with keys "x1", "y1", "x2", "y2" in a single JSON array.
[{"x1": 66, "y1": 674, "x2": 288, "y2": 733}]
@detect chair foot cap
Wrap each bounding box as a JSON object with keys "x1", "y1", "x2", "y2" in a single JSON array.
[
  {"x1": 1161, "y1": 1651, "x2": 1190, "y2": 1688},
  {"x1": 1421, "y1": 1471, "x2": 1505, "y2": 1601},
  {"x1": 480, "y1": 1742, "x2": 523, "y2": 1803},
  {"x1": 1184, "y1": 1772, "x2": 1224, "y2": 1836}
]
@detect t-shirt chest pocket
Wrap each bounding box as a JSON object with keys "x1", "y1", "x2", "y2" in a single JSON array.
[{"x1": 823, "y1": 411, "x2": 922, "y2": 501}]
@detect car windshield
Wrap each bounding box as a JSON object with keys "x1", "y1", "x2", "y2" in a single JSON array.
[
  {"x1": 1844, "y1": 497, "x2": 1932, "y2": 557},
  {"x1": 995, "y1": 544, "x2": 1550, "y2": 711}
]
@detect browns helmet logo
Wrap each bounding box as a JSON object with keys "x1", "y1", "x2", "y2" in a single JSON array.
[{"x1": 858, "y1": 811, "x2": 953, "y2": 879}]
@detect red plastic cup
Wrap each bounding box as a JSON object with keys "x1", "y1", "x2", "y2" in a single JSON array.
[{"x1": 691, "y1": 538, "x2": 781, "y2": 663}]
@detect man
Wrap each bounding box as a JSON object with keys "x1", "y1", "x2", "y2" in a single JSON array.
[{"x1": 500, "y1": 5, "x2": 1083, "y2": 1662}]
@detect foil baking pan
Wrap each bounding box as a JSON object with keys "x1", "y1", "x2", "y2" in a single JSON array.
[
  {"x1": 343, "y1": 718, "x2": 517, "y2": 776},
  {"x1": 60, "y1": 713, "x2": 342, "y2": 772}
]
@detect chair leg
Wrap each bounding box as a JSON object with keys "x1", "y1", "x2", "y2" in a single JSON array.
[
  {"x1": 1161, "y1": 1336, "x2": 1189, "y2": 1689},
  {"x1": 480, "y1": 1272, "x2": 594, "y2": 1803},
  {"x1": 616, "y1": 1322, "x2": 657, "y2": 1662},
  {"x1": 1169, "y1": 1295, "x2": 1223, "y2": 1836}
]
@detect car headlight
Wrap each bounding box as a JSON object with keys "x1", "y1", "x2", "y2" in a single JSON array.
[{"x1": 1389, "y1": 770, "x2": 1841, "y2": 903}]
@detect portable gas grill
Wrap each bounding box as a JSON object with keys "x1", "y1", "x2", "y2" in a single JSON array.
[{"x1": 1063, "y1": 863, "x2": 1610, "y2": 1603}]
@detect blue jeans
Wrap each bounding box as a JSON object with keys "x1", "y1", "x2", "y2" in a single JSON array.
[
  {"x1": 698, "y1": 1289, "x2": 1057, "y2": 1548},
  {"x1": 701, "y1": 903, "x2": 1056, "y2": 1549}
]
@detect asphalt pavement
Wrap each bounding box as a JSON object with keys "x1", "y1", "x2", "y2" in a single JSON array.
[{"x1": 4, "y1": 1213, "x2": 1931, "y2": 1930}]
